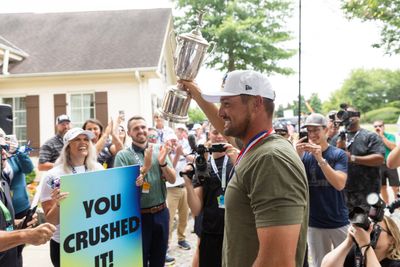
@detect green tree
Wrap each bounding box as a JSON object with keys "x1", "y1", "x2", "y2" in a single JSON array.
[
  {"x1": 308, "y1": 93, "x2": 322, "y2": 113},
  {"x1": 323, "y1": 68, "x2": 400, "y2": 113},
  {"x1": 174, "y1": 0, "x2": 295, "y2": 73},
  {"x1": 188, "y1": 107, "x2": 207, "y2": 123},
  {"x1": 275, "y1": 104, "x2": 285, "y2": 118},
  {"x1": 341, "y1": 0, "x2": 400, "y2": 55}
]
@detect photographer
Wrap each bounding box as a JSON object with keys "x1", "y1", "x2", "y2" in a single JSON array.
[
  {"x1": 321, "y1": 215, "x2": 400, "y2": 267},
  {"x1": 181, "y1": 125, "x2": 238, "y2": 267},
  {"x1": 1, "y1": 129, "x2": 56, "y2": 267},
  {"x1": 373, "y1": 120, "x2": 399, "y2": 204},
  {"x1": 334, "y1": 105, "x2": 385, "y2": 212},
  {"x1": 327, "y1": 111, "x2": 340, "y2": 146}
]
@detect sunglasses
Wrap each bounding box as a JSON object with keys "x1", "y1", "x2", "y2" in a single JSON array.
[
  {"x1": 276, "y1": 131, "x2": 288, "y2": 136},
  {"x1": 374, "y1": 125, "x2": 383, "y2": 128}
]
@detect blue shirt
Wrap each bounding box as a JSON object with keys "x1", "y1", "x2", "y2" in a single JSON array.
[{"x1": 302, "y1": 145, "x2": 349, "y2": 228}]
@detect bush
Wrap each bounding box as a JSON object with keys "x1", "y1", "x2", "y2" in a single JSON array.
[
  {"x1": 25, "y1": 170, "x2": 36, "y2": 185},
  {"x1": 362, "y1": 107, "x2": 400, "y2": 123}
]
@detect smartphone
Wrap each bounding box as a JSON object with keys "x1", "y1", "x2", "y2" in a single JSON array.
[
  {"x1": 20, "y1": 206, "x2": 37, "y2": 229},
  {"x1": 119, "y1": 110, "x2": 125, "y2": 121},
  {"x1": 299, "y1": 131, "x2": 308, "y2": 143}
]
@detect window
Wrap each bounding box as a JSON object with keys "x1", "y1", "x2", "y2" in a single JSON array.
[
  {"x1": 69, "y1": 93, "x2": 95, "y2": 127},
  {"x1": 2, "y1": 97, "x2": 27, "y2": 144}
]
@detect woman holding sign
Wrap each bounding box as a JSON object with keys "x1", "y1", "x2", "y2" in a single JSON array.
[{"x1": 40, "y1": 128, "x2": 103, "y2": 267}]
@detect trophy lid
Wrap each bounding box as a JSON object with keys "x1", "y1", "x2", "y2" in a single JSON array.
[{"x1": 178, "y1": 11, "x2": 210, "y2": 47}]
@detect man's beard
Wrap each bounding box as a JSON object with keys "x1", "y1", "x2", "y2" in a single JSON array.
[{"x1": 224, "y1": 117, "x2": 250, "y2": 139}]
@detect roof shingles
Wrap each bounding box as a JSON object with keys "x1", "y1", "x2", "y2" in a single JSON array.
[{"x1": 0, "y1": 9, "x2": 172, "y2": 74}]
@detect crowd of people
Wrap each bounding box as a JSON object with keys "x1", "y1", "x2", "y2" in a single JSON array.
[{"x1": 1, "y1": 69, "x2": 400, "y2": 267}]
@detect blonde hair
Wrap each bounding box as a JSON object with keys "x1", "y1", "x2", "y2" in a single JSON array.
[
  {"x1": 55, "y1": 138, "x2": 98, "y2": 173},
  {"x1": 384, "y1": 216, "x2": 400, "y2": 260}
]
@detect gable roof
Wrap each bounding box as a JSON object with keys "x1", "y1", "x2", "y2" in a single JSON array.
[{"x1": 0, "y1": 8, "x2": 172, "y2": 75}]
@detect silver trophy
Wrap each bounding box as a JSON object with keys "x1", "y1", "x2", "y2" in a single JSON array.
[{"x1": 159, "y1": 13, "x2": 215, "y2": 123}]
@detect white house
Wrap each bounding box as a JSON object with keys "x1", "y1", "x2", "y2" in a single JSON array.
[{"x1": 0, "y1": 8, "x2": 177, "y2": 153}]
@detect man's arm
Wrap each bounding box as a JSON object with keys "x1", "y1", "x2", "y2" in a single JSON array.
[
  {"x1": 179, "y1": 80, "x2": 238, "y2": 147},
  {"x1": 0, "y1": 223, "x2": 56, "y2": 252},
  {"x1": 349, "y1": 153, "x2": 384, "y2": 167},
  {"x1": 253, "y1": 224, "x2": 301, "y2": 267},
  {"x1": 387, "y1": 146, "x2": 400, "y2": 169},
  {"x1": 37, "y1": 162, "x2": 54, "y2": 171},
  {"x1": 381, "y1": 134, "x2": 396, "y2": 151}
]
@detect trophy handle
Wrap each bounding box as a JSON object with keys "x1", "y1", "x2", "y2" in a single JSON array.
[
  {"x1": 203, "y1": 41, "x2": 216, "y2": 62},
  {"x1": 169, "y1": 30, "x2": 178, "y2": 68}
]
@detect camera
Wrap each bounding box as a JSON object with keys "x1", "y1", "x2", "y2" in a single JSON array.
[
  {"x1": 349, "y1": 193, "x2": 386, "y2": 231},
  {"x1": 336, "y1": 103, "x2": 360, "y2": 128},
  {"x1": 180, "y1": 135, "x2": 227, "y2": 182}
]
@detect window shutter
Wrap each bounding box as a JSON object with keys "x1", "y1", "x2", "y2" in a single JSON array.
[
  {"x1": 95, "y1": 92, "x2": 108, "y2": 127},
  {"x1": 26, "y1": 95, "x2": 40, "y2": 155},
  {"x1": 54, "y1": 94, "x2": 67, "y2": 121}
]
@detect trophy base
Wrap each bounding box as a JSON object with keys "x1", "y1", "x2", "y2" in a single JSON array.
[
  {"x1": 159, "y1": 108, "x2": 189, "y2": 123},
  {"x1": 159, "y1": 85, "x2": 191, "y2": 123}
]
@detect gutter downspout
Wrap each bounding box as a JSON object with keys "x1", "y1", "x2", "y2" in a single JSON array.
[{"x1": 2, "y1": 49, "x2": 10, "y2": 75}]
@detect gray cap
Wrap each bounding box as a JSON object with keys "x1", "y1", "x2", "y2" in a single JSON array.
[
  {"x1": 302, "y1": 113, "x2": 327, "y2": 128},
  {"x1": 56, "y1": 114, "x2": 71, "y2": 124}
]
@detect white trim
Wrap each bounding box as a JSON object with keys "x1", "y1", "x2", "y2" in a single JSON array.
[
  {"x1": 0, "y1": 43, "x2": 29, "y2": 58},
  {"x1": 0, "y1": 67, "x2": 159, "y2": 79}
]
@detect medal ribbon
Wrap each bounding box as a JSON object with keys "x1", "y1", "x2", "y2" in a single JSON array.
[{"x1": 235, "y1": 129, "x2": 274, "y2": 166}]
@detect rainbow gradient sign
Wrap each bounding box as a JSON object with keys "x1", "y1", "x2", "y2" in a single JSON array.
[{"x1": 60, "y1": 165, "x2": 142, "y2": 267}]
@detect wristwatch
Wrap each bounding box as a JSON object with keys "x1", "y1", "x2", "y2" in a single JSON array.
[
  {"x1": 350, "y1": 155, "x2": 356, "y2": 163},
  {"x1": 318, "y1": 158, "x2": 328, "y2": 167}
]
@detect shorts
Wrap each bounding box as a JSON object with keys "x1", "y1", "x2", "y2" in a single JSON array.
[{"x1": 380, "y1": 164, "x2": 400, "y2": 186}]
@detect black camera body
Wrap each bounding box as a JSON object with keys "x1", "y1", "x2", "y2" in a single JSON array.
[
  {"x1": 336, "y1": 103, "x2": 360, "y2": 128},
  {"x1": 181, "y1": 135, "x2": 227, "y2": 183},
  {"x1": 191, "y1": 144, "x2": 227, "y2": 182},
  {"x1": 349, "y1": 194, "x2": 386, "y2": 231}
]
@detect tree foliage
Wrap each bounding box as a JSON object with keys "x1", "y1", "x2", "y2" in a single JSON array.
[
  {"x1": 173, "y1": 0, "x2": 295, "y2": 74},
  {"x1": 322, "y1": 68, "x2": 400, "y2": 120},
  {"x1": 363, "y1": 107, "x2": 400, "y2": 123},
  {"x1": 188, "y1": 107, "x2": 207, "y2": 123},
  {"x1": 341, "y1": 0, "x2": 400, "y2": 55},
  {"x1": 277, "y1": 93, "x2": 323, "y2": 118}
]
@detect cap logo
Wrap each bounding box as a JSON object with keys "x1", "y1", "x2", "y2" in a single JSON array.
[
  {"x1": 221, "y1": 73, "x2": 228, "y2": 89},
  {"x1": 245, "y1": 84, "x2": 252, "y2": 91}
]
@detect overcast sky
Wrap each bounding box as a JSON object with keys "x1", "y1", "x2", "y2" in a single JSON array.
[{"x1": 2, "y1": 0, "x2": 400, "y2": 107}]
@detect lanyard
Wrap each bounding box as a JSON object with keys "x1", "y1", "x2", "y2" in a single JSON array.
[
  {"x1": 346, "y1": 130, "x2": 360, "y2": 150},
  {"x1": 129, "y1": 146, "x2": 144, "y2": 165},
  {"x1": 210, "y1": 155, "x2": 229, "y2": 191},
  {"x1": 235, "y1": 129, "x2": 273, "y2": 166},
  {"x1": 0, "y1": 186, "x2": 13, "y2": 229}
]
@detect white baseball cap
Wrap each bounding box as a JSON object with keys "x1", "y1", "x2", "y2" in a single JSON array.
[
  {"x1": 175, "y1": 123, "x2": 188, "y2": 132},
  {"x1": 202, "y1": 70, "x2": 275, "y2": 103},
  {"x1": 192, "y1": 123, "x2": 202, "y2": 130},
  {"x1": 63, "y1": 128, "x2": 95, "y2": 143}
]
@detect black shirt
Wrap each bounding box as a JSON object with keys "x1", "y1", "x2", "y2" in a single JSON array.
[
  {"x1": 195, "y1": 155, "x2": 233, "y2": 234},
  {"x1": 344, "y1": 246, "x2": 400, "y2": 267},
  {"x1": 0, "y1": 173, "x2": 21, "y2": 267},
  {"x1": 343, "y1": 128, "x2": 385, "y2": 211}
]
